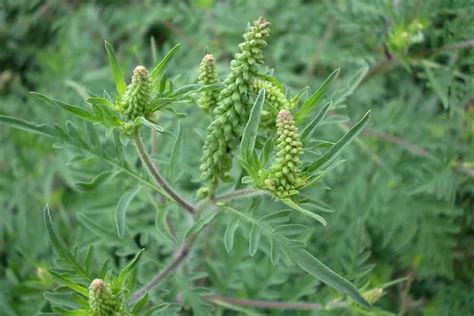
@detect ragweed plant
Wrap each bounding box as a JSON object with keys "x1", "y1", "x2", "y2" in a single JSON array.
[{"x1": 0, "y1": 17, "x2": 388, "y2": 315}]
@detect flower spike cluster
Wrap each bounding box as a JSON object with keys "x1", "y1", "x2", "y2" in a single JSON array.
[
  {"x1": 119, "y1": 65, "x2": 152, "y2": 120},
  {"x1": 263, "y1": 109, "x2": 304, "y2": 198},
  {"x1": 198, "y1": 54, "x2": 219, "y2": 115},
  {"x1": 251, "y1": 79, "x2": 291, "y2": 128},
  {"x1": 252, "y1": 79, "x2": 290, "y2": 111},
  {"x1": 88, "y1": 279, "x2": 121, "y2": 316},
  {"x1": 200, "y1": 17, "x2": 271, "y2": 195}
]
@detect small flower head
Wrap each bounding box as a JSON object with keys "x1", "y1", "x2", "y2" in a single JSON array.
[
  {"x1": 88, "y1": 279, "x2": 121, "y2": 316},
  {"x1": 263, "y1": 110, "x2": 304, "y2": 198},
  {"x1": 198, "y1": 54, "x2": 219, "y2": 115},
  {"x1": 120, "y1": 65, "x2": 152, "y2": 120}
]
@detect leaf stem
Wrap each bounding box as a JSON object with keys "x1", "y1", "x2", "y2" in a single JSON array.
[
  {"x1": 195, "y1": 189, "x2": 268, "y2": 212},
  {"x1": 202, "y1": 295, "x2": 348, "y2": 311},
  {"x1": 130, "y1": 242, "x2": 192, "y2": 304},
  {"x1": 133, "y1": 129, "x2": 195, "y2": 214}
]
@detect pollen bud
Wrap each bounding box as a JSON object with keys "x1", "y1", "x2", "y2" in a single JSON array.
[
  {"x1": 263, "y1": 110, "x2": 304, "y2": 198},
  {"x1": 88, "y1": 279, "x2": 121, "y2": 316},
  {"x1": 198, "y1": 54, "x2": 219, "y2": 116},
  {"x1": 120, "y1": 65, "x2": 152, "y2": 120}
]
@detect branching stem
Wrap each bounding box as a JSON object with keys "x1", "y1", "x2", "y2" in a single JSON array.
[
  {"x1": 133, "y1": 129, "x2": 195, "y2": 214},
  {"x1": 130, "y1": 242, "x2": 192, "y2": 304},
  {"x1": 195, "y1": 188, "x2": 268, "y2": 212}
]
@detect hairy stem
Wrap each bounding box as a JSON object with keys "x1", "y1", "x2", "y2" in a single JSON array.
[
  {"x1": 130, "y1": 242, "x2": 192, "y2": 304},
  {"x1": 133, "y1": 129, "x2": 195, "y2": 214}
]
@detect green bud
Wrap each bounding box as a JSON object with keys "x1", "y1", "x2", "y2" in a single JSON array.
[
  {"x1": 263, "y1": 110, "x2": 304, "y2": 198},
  {"x1": 88, "y1": 279, "x2": 121, "y2": 316},
  {"x1": 198, "y1": 54, "x2": 219, "y2": 116},
  {"x1": 200, "y1": 17, "x2": 271, "y2": 196},
  {"x1": 251, "y1": 79, "x2": 291, "y2": 130},
  {"x1": 120, "y1": 65, "x2": 152, "y2": 120}
]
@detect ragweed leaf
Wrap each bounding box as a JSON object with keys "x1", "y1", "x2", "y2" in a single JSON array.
[
  {"x1": 151, "y1": 43, "x2": 181, "y2": 81},
  {"x1": 104, "y1": 40, "x2": 127, "y2": 95},
  {"x1": 306, "y1": 110, "x2": 371, "y2": 173},
  {"x1": 31, "y1": 92, "x2": 98, "y2": 123},
  {"x1": 43, "y1": 206, "x2": 90, "y2": 280},
  {"x1": 115, "y1": 186, "x2": 142, "y2": 239},
  {"x1": 240, "y1": 89, "x2": 266, "y2": 174},
  {"x1": 295, "y1": 68, "x2": 340, "y2": 123}
]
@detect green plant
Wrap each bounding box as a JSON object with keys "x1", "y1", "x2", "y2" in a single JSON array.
[
  {"x1": 0, "y1": 16, "x2": 390, "y2": 315},
  {"x1": 2, "y1": 1, "x2": 473, "y2": 315}
]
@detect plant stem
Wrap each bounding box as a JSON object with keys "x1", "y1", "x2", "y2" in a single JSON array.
[
  {"x1": 195, "y1": 189, "x2": 268, "y2": 212},
  {"x1": 130, "y1": 188, "x2": 265, "y2": 305},
  {"x1": 202, "y1": 295, "x2": 348, "y2": 311},
  {"x1": 133, "y1": 129, "x2": 195, "y2": 214},
  {"x1": 130, "y1": 242, "x2": 191, "y2": 304}
]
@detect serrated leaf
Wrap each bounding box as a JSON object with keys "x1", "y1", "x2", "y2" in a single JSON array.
[
  {"x1": 222, "y1": 205, "x2": 368, "y2": 306},
  {"x1": 282, "y1": 199, "x2": 327, "y2": 226},
  {"x1": 104, "y1": 41, "x2": 127, "y2": 95},
  {"x1": 43, "y1": 206, "x2": 90, "y2": 280},
  {"x1": 115, "y1": 186, "x2": 142, "y2": 239},
  {"x1": 296, "y1": 68, "x2": 340, "y2": 123},
  {"x1": 32, "y1": 92, "x2": 98, "y2": 123},
  {"x1": 151, "y1": 44, "x2": 181, "y2": 80},
  {"x1": 240, "y1": 89, "x2": 265, "y2": 173},
  {"x1": 306, "y1": 110, "x2": 371, "y2": 173},
  {"x1": 224, "y1": 218, "x2": 240, "y2": 253}
]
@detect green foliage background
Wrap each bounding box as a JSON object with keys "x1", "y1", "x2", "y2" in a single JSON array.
[{"x1": 1, "y1": 0, "x2": 473, "y2": 315}]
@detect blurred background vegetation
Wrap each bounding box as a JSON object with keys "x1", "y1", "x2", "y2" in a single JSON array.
[{"x1": 0, "y1": 0, "x2": 473, "y2": 315}]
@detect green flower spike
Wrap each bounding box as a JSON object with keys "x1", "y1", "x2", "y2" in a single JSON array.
[
  {"x1": 198, "y1": 54, "x2": 219, "y2": 115},
  {"x1": 251, "y1": 79, "x2": 290, "y2": 128},
  {"x1": 263, "y1": 109, "x2": 304, "y2": 198},
  {"x1": 120, "y1": 65, "x2": 152, "y2": 120},
  {"x1": 200, "y1": 17, "x2": 271, "y2": 196},
  {"x1": 88, "y1": 279, "x2": 121, "y2": 316}
]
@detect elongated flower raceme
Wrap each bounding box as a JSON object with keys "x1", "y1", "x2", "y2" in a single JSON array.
[
  {"x1": 263, "y1": 110, "x2": 304, "y2": 198},
  {"x1": 119, "y1": 65, "x2": 152, "y2": 120},
  {"x1": 200, "y1": 17, "x2": 271, "y2": 196},
  {"x1": 251, "y1": 79, "x2": 290, "y2": 128},
  {"x1": 88, "y1": 279, "x2": 121, "y2": 316},
  {"x1": 198, "y1": 54, "x2": 219, "y2": 115}
]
